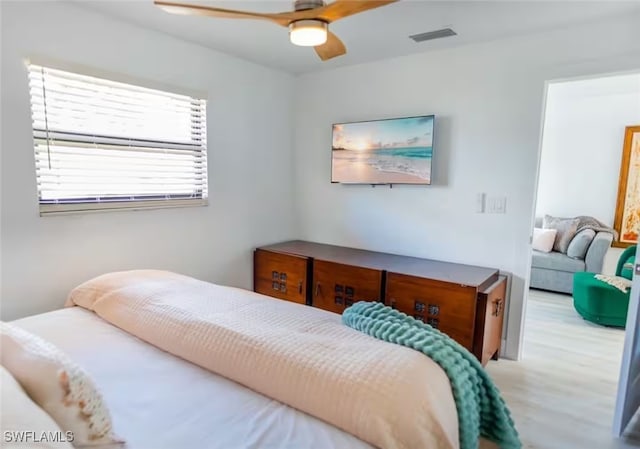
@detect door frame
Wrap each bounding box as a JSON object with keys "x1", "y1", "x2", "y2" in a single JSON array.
[
  {"x1": 518, "y1": 69, "x2": 640, "y2": 437},
  {"x1": 515, "y1": 69, "x2": 640, "y2": 360},
  {"x1": 613, "y1": 242, "x2": 640, "y2": 436}
]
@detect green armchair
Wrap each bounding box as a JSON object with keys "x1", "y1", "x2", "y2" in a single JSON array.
[
  {"x1": 572, "y1": 245, "x2": 636, "y2": 328},
  {"x1": 618, "y1": 245, "x2": 636, "y2": 280}
]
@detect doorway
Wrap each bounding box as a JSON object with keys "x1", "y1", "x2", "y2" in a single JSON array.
[{"x1": 487, "y1": 71, "x2": 640, "y2": 448}]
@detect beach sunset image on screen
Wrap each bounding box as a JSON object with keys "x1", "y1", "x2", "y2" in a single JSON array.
[{"x1": 331, "y1": 115, "x2": 434, "y2": 184}]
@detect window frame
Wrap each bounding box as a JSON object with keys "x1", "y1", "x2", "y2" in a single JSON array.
[{"x1": 25, "y1": 58, "x2": 209, "y2": 216}]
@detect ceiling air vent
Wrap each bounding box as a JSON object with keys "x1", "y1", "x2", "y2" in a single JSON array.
[{"x1": 409, "y1": 28, "x2": 457, "y2": 43}]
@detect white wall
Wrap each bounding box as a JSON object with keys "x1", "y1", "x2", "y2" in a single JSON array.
[
  {"x1": 0, "y1": 2, "x2": 296, "y2": 320},
  {"x1": 536, "y1": 73, "x2": 640, "y2": 223},
  {"x1": 293, "y1": 13, "x2": 640, "y2": 359}
]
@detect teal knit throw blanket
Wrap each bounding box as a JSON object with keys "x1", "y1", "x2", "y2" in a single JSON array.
[{"x1": 342, "y1": 301, "x2": 521, "y2": 449}]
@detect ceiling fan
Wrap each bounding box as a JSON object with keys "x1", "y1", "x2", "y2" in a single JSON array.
[{"x1": 154, "y1": 0, "x2": 399, "y2": 61}]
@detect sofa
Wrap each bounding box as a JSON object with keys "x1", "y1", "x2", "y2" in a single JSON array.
[{"x1": 530, "y1": 217, "x2": 614, "y2": 294}]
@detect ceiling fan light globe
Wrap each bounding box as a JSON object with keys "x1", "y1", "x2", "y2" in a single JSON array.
[{"x1": 289, "y1": 20, "x2": 328, "y2": 46}]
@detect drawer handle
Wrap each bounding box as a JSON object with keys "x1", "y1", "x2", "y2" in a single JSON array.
[
  {"x1": 493, "y1": 298, "x2": 504, "y2": 317},
  {"x1": 315, "y1": 282, "x2": 321, "y2": 296},
  {"x1": 298, "y1": 281, "x2": 303, "y2": 295}
]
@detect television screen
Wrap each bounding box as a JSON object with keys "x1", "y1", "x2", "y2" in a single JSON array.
[{"x1": 331, "y1": 115, "x2": 434, "y2": 185}]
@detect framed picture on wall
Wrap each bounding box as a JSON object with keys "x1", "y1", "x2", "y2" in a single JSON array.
[{"x1": 613, "y1": 125, "x2": 640, "y2": 247}]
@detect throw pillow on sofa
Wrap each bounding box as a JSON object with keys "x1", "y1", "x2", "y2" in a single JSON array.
[
  {"x1": 532, "y1": 227, "x2": 557, "y2": 253},
  {"x1": 567, "y1": 229, "x2": 596, "y2": 260},
  {"x1": 543, "y1": 215, "x2": 580, "y2": 254}
]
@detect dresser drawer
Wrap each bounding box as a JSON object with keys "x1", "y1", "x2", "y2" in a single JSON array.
[
  {"x1": 474, "y1": 276, "x2": 507, "y2": 365},
  {"x1": 254, "y1": 249, "x2": 309, "y2": 305},
  {"x1": 312, "y1": 260, "x2": 382, "y2": 314},
  {"x1": 386, "y1": 272, "x2": 477, "y2": 350}
]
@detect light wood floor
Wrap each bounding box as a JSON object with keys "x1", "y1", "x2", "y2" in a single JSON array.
[{"x1": 484, "y1": 289, "x2": 638, "y2": 449}]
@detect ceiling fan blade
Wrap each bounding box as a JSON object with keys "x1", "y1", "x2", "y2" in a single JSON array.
[
  {"x1": 314, "y1": 31, "x2": 346, "y2": 61},
  {"x1": 318, "y1": 0, "x2": 399, "y2": 23},
  {"x1": 154, "y1": 1, "x2": 292, "y2": 26}
]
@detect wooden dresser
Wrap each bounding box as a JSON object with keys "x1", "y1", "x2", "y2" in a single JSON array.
[{"x1": 254, "y1": 240, "x2": 507, "y2": 366}]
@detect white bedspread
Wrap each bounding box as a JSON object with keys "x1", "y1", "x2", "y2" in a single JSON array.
[
  {"x1": 12, "y1": 308, "x2": 374, "y2": 449},
  {"x1": 65, "y1": 270, "x2": 458, "y2": 449}
]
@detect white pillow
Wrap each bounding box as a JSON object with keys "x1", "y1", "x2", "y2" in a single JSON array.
[
  {"x1": 0, "y1": 322, "x2": 123, "y2": 448},
  {"x1": 532, "y1": 227, "x2": 557, "y2": 253},
  {"x1": 1, "y1": 365, "x2": 75, "y2": 449}
]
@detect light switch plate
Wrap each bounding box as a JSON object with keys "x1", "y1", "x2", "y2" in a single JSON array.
[
  {"x1": 476, "y1": 193, "x2": 485, "y2": 213},
  {"x1": 487, "y1": 196, "x2": 507, "y2": 214}
]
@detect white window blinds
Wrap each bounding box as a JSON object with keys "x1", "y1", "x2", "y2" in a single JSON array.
[{"x1": 27, "y1": 64, "x2": 208, "y2": 215}]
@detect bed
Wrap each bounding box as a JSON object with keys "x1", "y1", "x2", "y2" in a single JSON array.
[
  {"x1": 2, "y1": 270, "x2": 511, "y2": 449},
  {"x1": 12, "y1": 307, "x2": 375, "y2": 449}
]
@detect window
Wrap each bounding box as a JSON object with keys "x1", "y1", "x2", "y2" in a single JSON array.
[{"x1": 27, "y1": 64, "x2": 208, "y2": 215}]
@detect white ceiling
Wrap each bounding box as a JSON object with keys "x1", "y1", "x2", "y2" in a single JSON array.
[{"x1": 78, "y1": 1, "x2": 640, "y2": 74}]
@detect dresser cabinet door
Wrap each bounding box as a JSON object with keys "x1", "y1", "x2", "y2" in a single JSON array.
[
  {"x1": 386, "y1": 272, "x2": 477, "y2": 350},
  {"x1": 254, "y1": 249, "x2": 309, "y2": 305},
  {"x1": 312, "y1": 260, "x2": 382, "y2": 314},
  {"x1": 474, "y1": 276, "x2": 507, "y2": 365}
]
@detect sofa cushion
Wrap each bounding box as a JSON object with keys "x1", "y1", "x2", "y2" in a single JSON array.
[
  {"x1": 567, "y1": 229, "x2": 596, "y2": 260},
  {"x1": 532, "y1": 250, "x2": 585, "y2": 272},
  {"x1": 532, "y1": 228, "x2": 557, "y2": 253},
  {"x1": 543, "y1": 215, "x2": 580, "y2": 253}
]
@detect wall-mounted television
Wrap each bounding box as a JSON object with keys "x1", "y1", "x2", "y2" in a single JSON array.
[{"x1": 331, "y1": 115, "x2": 434, "y2": 185}]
